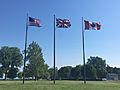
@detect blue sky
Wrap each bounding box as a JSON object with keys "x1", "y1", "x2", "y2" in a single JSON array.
[{"x1": 0, "y1": 0, "x2": 120, "y2": 68}]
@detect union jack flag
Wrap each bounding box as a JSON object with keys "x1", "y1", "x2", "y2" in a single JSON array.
[{"x1": 56, "y1": 18, "x2": 71, "y2": 28}]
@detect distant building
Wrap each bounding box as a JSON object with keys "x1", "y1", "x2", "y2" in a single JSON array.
[{"x1": 106, "y1": 73, "x2": 118, "y2": 80}]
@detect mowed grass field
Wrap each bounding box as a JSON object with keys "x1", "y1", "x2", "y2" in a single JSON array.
[{"x1": 0, "y1": 80, "x2": 120, "y2": 90}]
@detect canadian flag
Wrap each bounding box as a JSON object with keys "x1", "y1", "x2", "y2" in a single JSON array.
[{"x1": 84, "y1": 20, "x2": 101, "y2": 30}]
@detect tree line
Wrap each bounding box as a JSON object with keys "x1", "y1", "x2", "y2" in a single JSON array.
[
  {"x1": 49, "y1": 57, "x2": 120, "y2": 80},
  {"x1": 0, "y1": 41, "x2": 120, "y2": 80}
]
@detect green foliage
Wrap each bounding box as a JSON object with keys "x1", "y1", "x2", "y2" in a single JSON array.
[
  {"x1": 117, "y1": 69, "x2": 120, "y2": 80},
  {"x1": 87, "y1": 56, "x2": 107, "y2": 79},
  {"x1": 0, "y1": 44, "x2": 119, "y2": 81},
  {"x1": 0, "y1": 46, "x2": 11, "y2": 79},
  {"x1": 48, "y1": 67, "x2": 58, "y2": 80},
  {"x1": 18, "y1": 72, "x2": 23, "y2": 79},
  {"x1": 0, "y1": 67, "x2": 3, "y2": 77},
  {"x1": 26, "y1": 41, "x2": 49, "y2": 80},
  {"x1": 70, "y1": 65, "x2": 82, "y2": 80},
  {"x1": 9, "y1": 47, "x2": 23, "y2": 67},
  {"x1": 0, "y1": 46, "x2": 23, "y2": 79},
  {"x1": 25, "y1": 65, "x2": 33, "y2": 78},
  {"x1": 106, "y1": 65, "x2": 120, "y2": 80},
  {"x1": 7, "y1": 68, "x2": 18, "y2": 79},
  {"x1": 82, "y1": 65, "x2": 97, "y2": 79},
  {"x1": 58, "y1": 66, "x2": 72, "y2": 79},
  {"x1": 41, "y1": 64, "x2": 50, "y2": 79},
  {"x1": 106, "y1": 65, "x2": 118, "y2": 74}
]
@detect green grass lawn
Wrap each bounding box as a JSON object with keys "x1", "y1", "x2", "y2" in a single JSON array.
[{"x1": 0, "y1": 80, "x2": 120, "y2": 90}]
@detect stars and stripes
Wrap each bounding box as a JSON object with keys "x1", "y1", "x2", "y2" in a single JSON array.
[
  {"x1": 56, "y1": 18, "x2": 71, "y2": 28},
  {"x1": 29, "y1": 17, "x2": 41, "y2": 27}
]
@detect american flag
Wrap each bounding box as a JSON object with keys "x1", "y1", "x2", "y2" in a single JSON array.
[
  {"x1": 56, "y1": 18, "x2": 71, "y2": 28},
  {"x1": 29, "y1": 17, "x2": 41, "y2": 27}
]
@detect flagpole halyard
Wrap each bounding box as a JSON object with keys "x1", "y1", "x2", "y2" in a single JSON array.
[
  {"x1": 82, "y1": 17, "x2": 86, "y2": 84},
  {"x1": 23, "y1": 13, "x2": 28, "y2": 84},
  {"x1": 53, "y1": 15, "x2": 56, "y2": 84}
]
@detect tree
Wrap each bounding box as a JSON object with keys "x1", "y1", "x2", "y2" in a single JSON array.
[
  {"x1": 0, "y1": 68, "x2": 3, "y2": 78},
  {"x1": 106, "y1": 65, "x2": 113, "y2": 73},
  {"x1": 0, "y1": 46, "x2": 11, "y2": 79},
  {"x1": 7, "y1": 68, "x2": 18, "y2": 79},
  {"x1": 41, "y1": 64, "x2": 50, "y2": 79},
  {"x1": 18, "y1": 72, "x2": 23, "y2": 79},
  {"x1": 0, "y1": 46, "x2": 23, "y2": 79},
  {"x1": 117, "y1": 68, "x2": 120, "y2": 80},
  {"x1": 106, "y1": 65, "x2": 120, "y2": 80},
  {"x1": 87, "y1": 56, "x2": 107, "y2": 79},
  {"x1": 48, "y1": 67, "x2": 58, "y2": 80},
  {"x1": 58, "y1": 66, "x2": 72, "y2": 80},
  {"x1": 81, "y1": 64, "x2": 97, "y2": 79},
  {"x1": 9, "y1": 47, "x2": 23, "y2": 68},
  {"x1": 70, "y1": 65, "x2": 82, "y2": 80},
  {"x1": 26, "y1": 41, "x2": 49, "y2": 80}
]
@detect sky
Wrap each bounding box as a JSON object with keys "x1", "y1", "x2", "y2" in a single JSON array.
[{"x1": 0, "y1": 0, "x2": 120, "y2": 68}]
